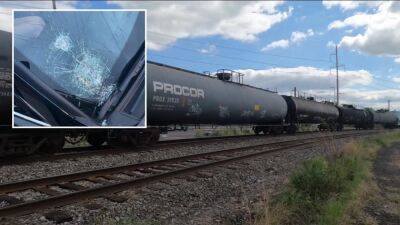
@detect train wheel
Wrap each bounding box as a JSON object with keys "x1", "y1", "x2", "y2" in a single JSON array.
[
  {"x1": 253, "y1": 127, "x2": 262, "y2": 135},
  {"x1": 87, "y1": 133, "x2": 106, "y2": 147},
  {"x1": 270, "y1": 127, "x2": 283, "y2": 135},
  {"x1": 149, "y1": 131, "x2": 160, "y2": 145},
  {"x1": 261, "y1": 127, "x2": 270, "y2": 135},
  {"x1": 121, "y1": 133, "x2": 138, "y2": 146},
  {"x1": 38, "y1": 136, "x2": 65, "y2": 154},
  {"x1": 65, "y1": 134, "x2": 85, "y2": 145},
  {"x1": 109, "y1": 134, "x2": 138, "y2": 147},
  {"x1": 287, "y1": 125, "x2": 297, "y2": 134}
]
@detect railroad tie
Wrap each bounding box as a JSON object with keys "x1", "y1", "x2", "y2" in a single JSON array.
[
  {"x1": 85, "y1": 177, "x2": 113, "y2": 185},
  {"x1": 124, "y1": 170, "x2": 150, "y2": 177},
  {"x1": 35, "y1": 187, "x2": 63, "y2": 196},
  {"x1": 135, "y1": 168, "x2": 156, "y2": 174},
  {"x1": 152, "y1": 166, "x2": 174, "y2": 171},
  {"x1": 102, "y1": 174, "x2": 127, "y2": 182},
  {"x1": 0, "y1": 195, "x2": 23, "y2": 206},
  {"x1": 58, "y1": 183, "x2": 86, "y2": 191},
  {"x1": 164, "y1": 163, "x2": 187, "y2": 168},
  {"x1": 146, "y1": 167, "x2": 167, "y2": 173}
]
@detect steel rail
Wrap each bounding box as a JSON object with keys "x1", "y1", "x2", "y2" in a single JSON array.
[
  {"x1": 0, "y1": 130, "x2": 328, "y2": 165},
  {"x1": 0, "y1": 130, "x2": 381, "y2": 217}
]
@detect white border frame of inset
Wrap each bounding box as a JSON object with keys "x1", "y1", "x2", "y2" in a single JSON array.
[{"x1": 12, "y1": 9, "x2": 147, "y2": 129}]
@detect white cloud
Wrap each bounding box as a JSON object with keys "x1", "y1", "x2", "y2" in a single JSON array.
[
  {"x1": 0, "y1": 11, "x2": 12, "y2": 32},
  {"x1": 198, "y1": 44, "x2": 217, "y2": 54},
  {"x1": 237, "y1": 66, "x2": 373, "y2": 91},
  {"x1": 107, "y1": 1, "x2": 292, "y2": 51},
  {"x1": 235, "y1": 65, "x2": 400, "y2": 110},
  {"x1": 0, "y1": 1, "x2": 77, "y2": 32},
  {"x1": 328, "y1": 13, "x2": 371, "y2": 30},
  {"x1": 340, "y1": 88, "x2": 400, "y2": 110},
  {"x1": 231, "y1": 65, "x2": 399, "y2": 109},
  {"x1": 328, "y1": 2, "x2": 400, "y2": 59},
  {"x1": 393, "y1": 77, "x2": 400, "y2": 83},
  {"x1": 290, "y1": 29, "x2": 314, "y2": 43},
  {"x1": 322, "y1": 1, "x2": 382, "y2": 11},
  {"x1": 261, "y1": 39, "x2": 289, "y2": 51},
  {"x1": 395, "y1": 58, "x2": 400, "y2": 64},
  {"x1": 327, "y1": 41, "x2": 336, "y2": 49},
  {"x1": 262, "y1": 29, "x2": 314, "y2": 51}
]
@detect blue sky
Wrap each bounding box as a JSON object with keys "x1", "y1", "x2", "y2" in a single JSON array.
[{"x1": 1, "y1": 1, "x2": 399, "y2": 110}]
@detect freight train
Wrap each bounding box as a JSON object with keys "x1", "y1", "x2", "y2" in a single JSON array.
[
  {"x1": 0, "y1": 29, "x2": 398, "y2": 157},
  {"x1": 148, "y1": 62, "x2": 398, "y2": 134}
]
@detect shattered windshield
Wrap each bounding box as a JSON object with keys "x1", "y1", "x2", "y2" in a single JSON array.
[{"x1": 14, "y1": 11, "x2": 139, "y2": 105}]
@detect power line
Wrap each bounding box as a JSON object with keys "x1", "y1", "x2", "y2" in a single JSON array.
[
  {"x1": 151, "y1": 53, "x2": 240, "y2": 69},
  {"x1": 151, "y1": 33, "x2": 398, "y2": 90},
  {"x1": 150, "y1": 45, "x2": 397, "y2": 90},
  {"x1": 149, "y1": 31, "x2": 332, "y2": 63},
  {"x1": 150, "y1": 42, "x2": 308, "y2": 69}
]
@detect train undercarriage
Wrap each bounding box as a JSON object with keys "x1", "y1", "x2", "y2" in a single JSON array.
[{"x1": 0, "y1": 128, "x2": 160, "y2": 157}]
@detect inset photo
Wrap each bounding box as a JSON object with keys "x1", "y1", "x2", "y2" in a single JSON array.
[{"x1": 13, "y1": 10, "x2": 146, "y2": 128}]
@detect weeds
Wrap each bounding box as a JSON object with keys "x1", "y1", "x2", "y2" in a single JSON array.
[{"x1": 256, "y1": 131, "x2": 400, "y2": 225}]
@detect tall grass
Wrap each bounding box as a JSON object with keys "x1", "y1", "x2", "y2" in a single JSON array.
[{"x1": 255, "y1": 131, "x2": 400, "y2": 225}]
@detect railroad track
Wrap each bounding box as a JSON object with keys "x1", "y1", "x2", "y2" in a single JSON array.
[
  {"x1": 0, "y1": 130, "x2": 359, "y2": 165},
  {"x1": 0, "y1": 130, "x2": 381, "y2": 217},
  {"x1": 0, "y1": 133, "x2": 260, "y2": 166}
]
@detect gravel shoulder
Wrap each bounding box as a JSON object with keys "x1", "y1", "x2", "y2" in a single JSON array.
[{"x1": 362, "y1": 142, "x2": 400, "y2": 225}]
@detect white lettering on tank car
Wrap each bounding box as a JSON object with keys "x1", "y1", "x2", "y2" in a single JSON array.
[
  {"x1": 164, "y1": 83, "x2": 174, "y2": 94},
  {"x1": 153, "y1": 81, "x2": 205, "y2": 98}
]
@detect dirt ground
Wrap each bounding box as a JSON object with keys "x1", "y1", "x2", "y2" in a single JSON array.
[{"x1": 363, "y1": 142, "x2": 400, "y2": 225}]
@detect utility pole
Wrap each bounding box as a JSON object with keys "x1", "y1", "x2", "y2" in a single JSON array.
[
  {"x1": 335, "y1": 45, "x2": 339, "y2": 106},
  {"x1": 52, "y1": 0, "x2": 56, "y2": 9},
  {"x1": 293, "y1": 87, "x2": 297, "y2": 97},
  {"x1": 388, "y1": 100, "x2": 391, "y2": 111}
]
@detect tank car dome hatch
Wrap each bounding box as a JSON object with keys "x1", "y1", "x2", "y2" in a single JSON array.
[
  {"x1": 323, "y1": 101, "x2": 335, "y2": 105},
  {"x1": 216, "y1": 72, "x2": 232, "y2": 81},
  {"x1": 376, "y1": 109, "x2": 389, "y2": 113},
  {"x1": 215, "y1": 69, "x2": 244, "y2": 84},
  {"x1": 342, "y1": 104, "x2": 355, "y2": 109}
]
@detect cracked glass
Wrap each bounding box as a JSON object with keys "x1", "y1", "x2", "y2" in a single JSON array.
[{"x1": 14, "y1": 11, "x2": 139, "y2": 106}]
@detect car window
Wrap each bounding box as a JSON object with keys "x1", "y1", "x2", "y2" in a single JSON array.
[{"x1": 14, "y1": 11, "x2": 139, "y2": 105}]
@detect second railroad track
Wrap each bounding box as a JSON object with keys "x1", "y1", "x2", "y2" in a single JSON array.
[{"x1": 0, "y1": 130, "x2": 383, "y2": 217}]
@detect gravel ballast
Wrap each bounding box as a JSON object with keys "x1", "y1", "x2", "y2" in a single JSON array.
[
  {"x1": 0, "y1": 132, "x2": 381, "y2": 225},
  {"x1": 0, "y1": 131, "x2": 362, "y2": 184}
]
